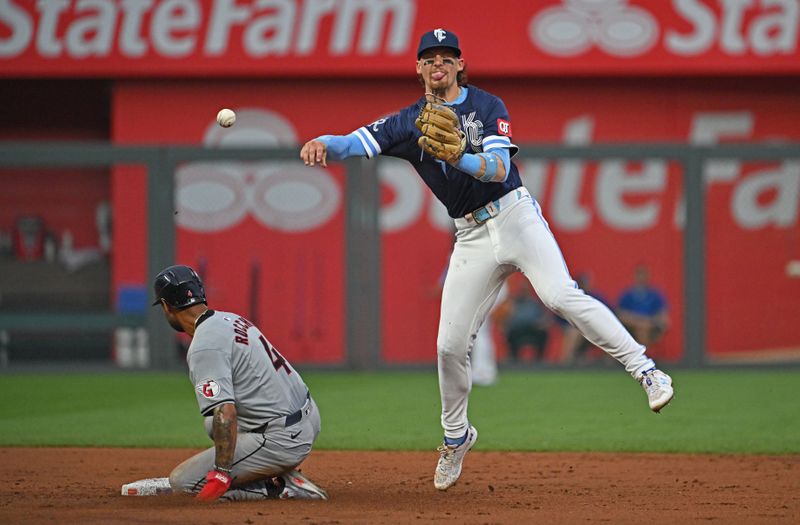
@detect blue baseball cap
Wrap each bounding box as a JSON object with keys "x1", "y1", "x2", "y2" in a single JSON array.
[{"x1": 417, "y1": 28, "x2": 461, "y2": 59}]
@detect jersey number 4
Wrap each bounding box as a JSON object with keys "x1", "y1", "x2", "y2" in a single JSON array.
[{"x1": 259, "y1": 335, "x2": 292, "y2": 375}]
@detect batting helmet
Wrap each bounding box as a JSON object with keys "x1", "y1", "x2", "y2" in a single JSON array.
[{"x1": 151, "y1": 265, "x2": 207, "y2": 309}]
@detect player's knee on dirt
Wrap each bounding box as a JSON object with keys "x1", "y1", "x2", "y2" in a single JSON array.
[{"x1": 169, "y1": 464, "x2": 199, "y2": 494}]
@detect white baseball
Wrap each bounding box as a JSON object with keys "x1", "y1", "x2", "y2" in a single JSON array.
[{"x1": 216, "y1": 108, "x2": 236, "y2": 128}]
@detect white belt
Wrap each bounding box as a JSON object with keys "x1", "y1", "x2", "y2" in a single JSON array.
[{"x1": 455, "y1": 187, "x2": 531, "y2": 229}]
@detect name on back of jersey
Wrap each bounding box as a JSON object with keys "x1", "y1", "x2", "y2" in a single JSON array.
[{"x1": 233, "y1": 316, "x2": 254, "y2": 345}]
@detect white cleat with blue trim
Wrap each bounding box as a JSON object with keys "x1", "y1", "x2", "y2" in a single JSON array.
[
  {"x1": 434, "y1": 425, "x2": 478, "y2": 490},
  {"x1": 639, "y1": 368, "x2": 674, "y2": 413}
]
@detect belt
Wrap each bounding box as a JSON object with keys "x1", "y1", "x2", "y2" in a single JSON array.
[
  {"x1": 456, "y1": 187, "x2": 531, "y2": 228},
  {"x1": 252, "y1": 392, "x2": 311, "y2": 434}
]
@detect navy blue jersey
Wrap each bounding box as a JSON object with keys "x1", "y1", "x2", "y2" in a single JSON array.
[{"x1": 356, "y1": 86, "x2": 522, "y2": 218}]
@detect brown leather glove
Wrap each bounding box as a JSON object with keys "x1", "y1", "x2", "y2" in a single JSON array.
[{"x1": 415, "y1": 100, "x2": 466, "y2": 165}]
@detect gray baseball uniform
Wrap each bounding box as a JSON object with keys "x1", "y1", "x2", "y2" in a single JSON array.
[{"x1": 169, "y1": 310, "x2": 321, "y2": 501}]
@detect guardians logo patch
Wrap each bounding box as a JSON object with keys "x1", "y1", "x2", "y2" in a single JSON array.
[{"x1": 197, "y1": 379, "x2": 220, "y2": 399}]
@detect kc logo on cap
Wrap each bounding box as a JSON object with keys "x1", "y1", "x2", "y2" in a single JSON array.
[{"x1": 417, "y1": 28, "x2": 461, "y2": 58}]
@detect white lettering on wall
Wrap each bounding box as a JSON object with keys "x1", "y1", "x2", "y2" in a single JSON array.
[
  {"x1": 66, "y1": 0, "x2": 116, "y2": 58},
  {"x1": 720, "y1": 0, "x2": 752, "y2": 54},
  {"x1": 2, "y1": 0, "x2": 799, "y2": 63},
  {"x1": 331, "y1": 0, "x2": 414, "y2": 55},
  {"x1": 151, "y1": 0, "x2": 199, "y2": 57},
  {"x1": 667, "y1": 0, "x2": 716, "y2": 55},
  {"x1": 244, "y1": 0, "x2": 294, "y2": 57},
  {"x1": 35, "y1": 0, "x2": 69, "y2": 58},
  {"x1": 119, "y1": 0, "x2": 153, "y2": 57},
  {"x1": 551, "y1": 116, "x2": 592, "y2": 231},
  {"x1": 732, "y1": 162, "x2": 800, "y2": 229},
  {"x1": 690, "y1": 111, "x2": 752, "y2": 184},
  {"x1": 0, "y1": 0, "x2": 413, "y2": 59},
  {"x1": 164, "y1": 105, "x2": 797, "y2": 235},
  {"x1": 517, "y1": 111, "x2": 794, "y2": 234},
  {"x1": 596, "y1": 161, "x2": 667, "y2": 230},
  {"x1": 0, "y1": 0, "x2": 32, "y2": 57},
  {"x1": 750, "y1": 0, "x2": 798, "y2": 55},
  {"x1": 667, "y1": 0, "x2": 800, "y2": 55},
  {"x1": 296, "y1": 0, "x2": 336, "y2": 55},
  {"x1": 205, "y1": 0, "x2": 250, "y2": 55},
  {"x1": 673, "y1": 112, "x2": 754, "y2": 227}
]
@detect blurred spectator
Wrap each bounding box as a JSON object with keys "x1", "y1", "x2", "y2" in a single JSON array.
[
  {"x1": 617, "y1": 264, "x2": 669, "y2": 348},
  {"x1": 558, "y1": 272, "x2": 612, "y2": 365},
  {"x1": 493, "y1": 278, "x2": 552, "y2": 363}
]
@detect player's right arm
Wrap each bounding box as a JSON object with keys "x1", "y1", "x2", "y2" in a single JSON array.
[
  {"x1": 300, "y1": 132, "x2": 367, "y2": 167},
  {"x1": 300, "y1": 112, "x2": 408, "y2": 167},
  {"x1": 189, "y1": 347, "x2": 237, "y2": 501},
  {"x1": 210, "y1": 402, "x2": 237, "y2": 473}
]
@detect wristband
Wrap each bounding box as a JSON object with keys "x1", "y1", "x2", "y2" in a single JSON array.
[
  {"x1": 213, "y1": 464, "x2": 233, "y2": 475},
  {"x1": 454, "y1": 153, "x2": 482, "y2": 175}
]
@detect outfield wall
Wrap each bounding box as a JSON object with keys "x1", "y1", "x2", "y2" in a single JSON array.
[
  {"x1": 1, "y1": 0, "x2": 799, "y2": 366},
  {"x1": 105, "y1": 77, "x2": 800, "y2": 365}
]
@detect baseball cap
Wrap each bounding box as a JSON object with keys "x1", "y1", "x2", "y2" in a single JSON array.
[{"x1": 417, "y1": 28, "x2": 461, "y2": 59}]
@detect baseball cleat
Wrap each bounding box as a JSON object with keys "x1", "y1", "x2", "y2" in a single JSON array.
[
  {"x1": 279, "y1": 470, "x2": 328, "y2": 500},
  {"x1": 639, "y1": 368, "x2": 674, "y2": 413},
  {"x1": 434, "y1": 425, "x2": 477, "y2": 490}
]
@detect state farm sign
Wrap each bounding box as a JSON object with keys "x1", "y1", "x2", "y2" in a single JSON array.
[
  {"x1": 0, "y1": 0, "x2": 414, "y2": 71},
  {"x1": 1, "y1": 0, "x2": 798, "y2": 76}
]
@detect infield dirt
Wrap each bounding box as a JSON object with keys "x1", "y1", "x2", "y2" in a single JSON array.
[{"x1": 0, "y1": 448, "x2": 797, "y2": 524}]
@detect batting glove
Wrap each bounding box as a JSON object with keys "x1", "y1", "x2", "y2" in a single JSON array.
[{"x1": 196, "y1": 469, "x2": 232, "y2": 501}]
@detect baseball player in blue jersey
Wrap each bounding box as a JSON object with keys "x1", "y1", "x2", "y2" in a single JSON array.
[
  {"x1": 300, "y1": 29, "x2": 674, "y2": 491},
  {"x1": 152, "y1": 265, "x2": 328, "y2": 502}
]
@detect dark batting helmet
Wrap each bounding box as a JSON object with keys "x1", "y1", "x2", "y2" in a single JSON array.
[{"x1": 151, "y1": 265, "x2": 207, "y2": 309}]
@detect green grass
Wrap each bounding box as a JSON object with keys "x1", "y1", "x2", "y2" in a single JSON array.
[{"x1": 0, "y1": 370, "x2": 798, "y2": 453}]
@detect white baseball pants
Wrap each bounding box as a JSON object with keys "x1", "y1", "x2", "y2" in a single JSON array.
[{"x1": 437, "y1": 187, "x2": 655, "y2": 440}]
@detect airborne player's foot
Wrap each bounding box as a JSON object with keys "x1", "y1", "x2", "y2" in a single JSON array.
[
  {"x1": 434, "y1": 425, "x2": 478, "y2": 490},
  {"x1": 639, "y1": 368, "x2": 674, "y2": 413}
]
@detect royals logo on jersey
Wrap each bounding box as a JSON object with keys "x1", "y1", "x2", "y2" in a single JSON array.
[
  {"x1": 197, "y1": 379, "x2": 220, "y2": 398},
  {"x1": 461, "y1": 112, "x2": 484, "y2": 150}
]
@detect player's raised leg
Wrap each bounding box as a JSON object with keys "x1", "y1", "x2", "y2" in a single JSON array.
[{"x1": 498, "y1": 197, "x2": 673, "y2": 411}]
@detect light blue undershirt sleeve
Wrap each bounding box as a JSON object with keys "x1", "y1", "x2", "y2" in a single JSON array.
[
  {"x1": 454, "y1": 148, "x2": 511, "y2": 182},
  {"x1": 316, "y1": 133, "x2": 367, "y2": 161}
]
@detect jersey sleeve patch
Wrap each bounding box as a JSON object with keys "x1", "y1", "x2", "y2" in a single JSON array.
[
  {"x1": 497, "y1": 118, "x2": 511, "y2": 136},
  {"x1": 197, "y1": 379, "x2": 221, "y2": 399}
]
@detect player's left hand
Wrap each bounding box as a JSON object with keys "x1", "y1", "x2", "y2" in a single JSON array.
[
  {"x1": 196, "y1": 469, "x2": 232, "y2": 501},
  {"x1": 415, "y1": 99, "x2": 466, "y2": 165}
]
